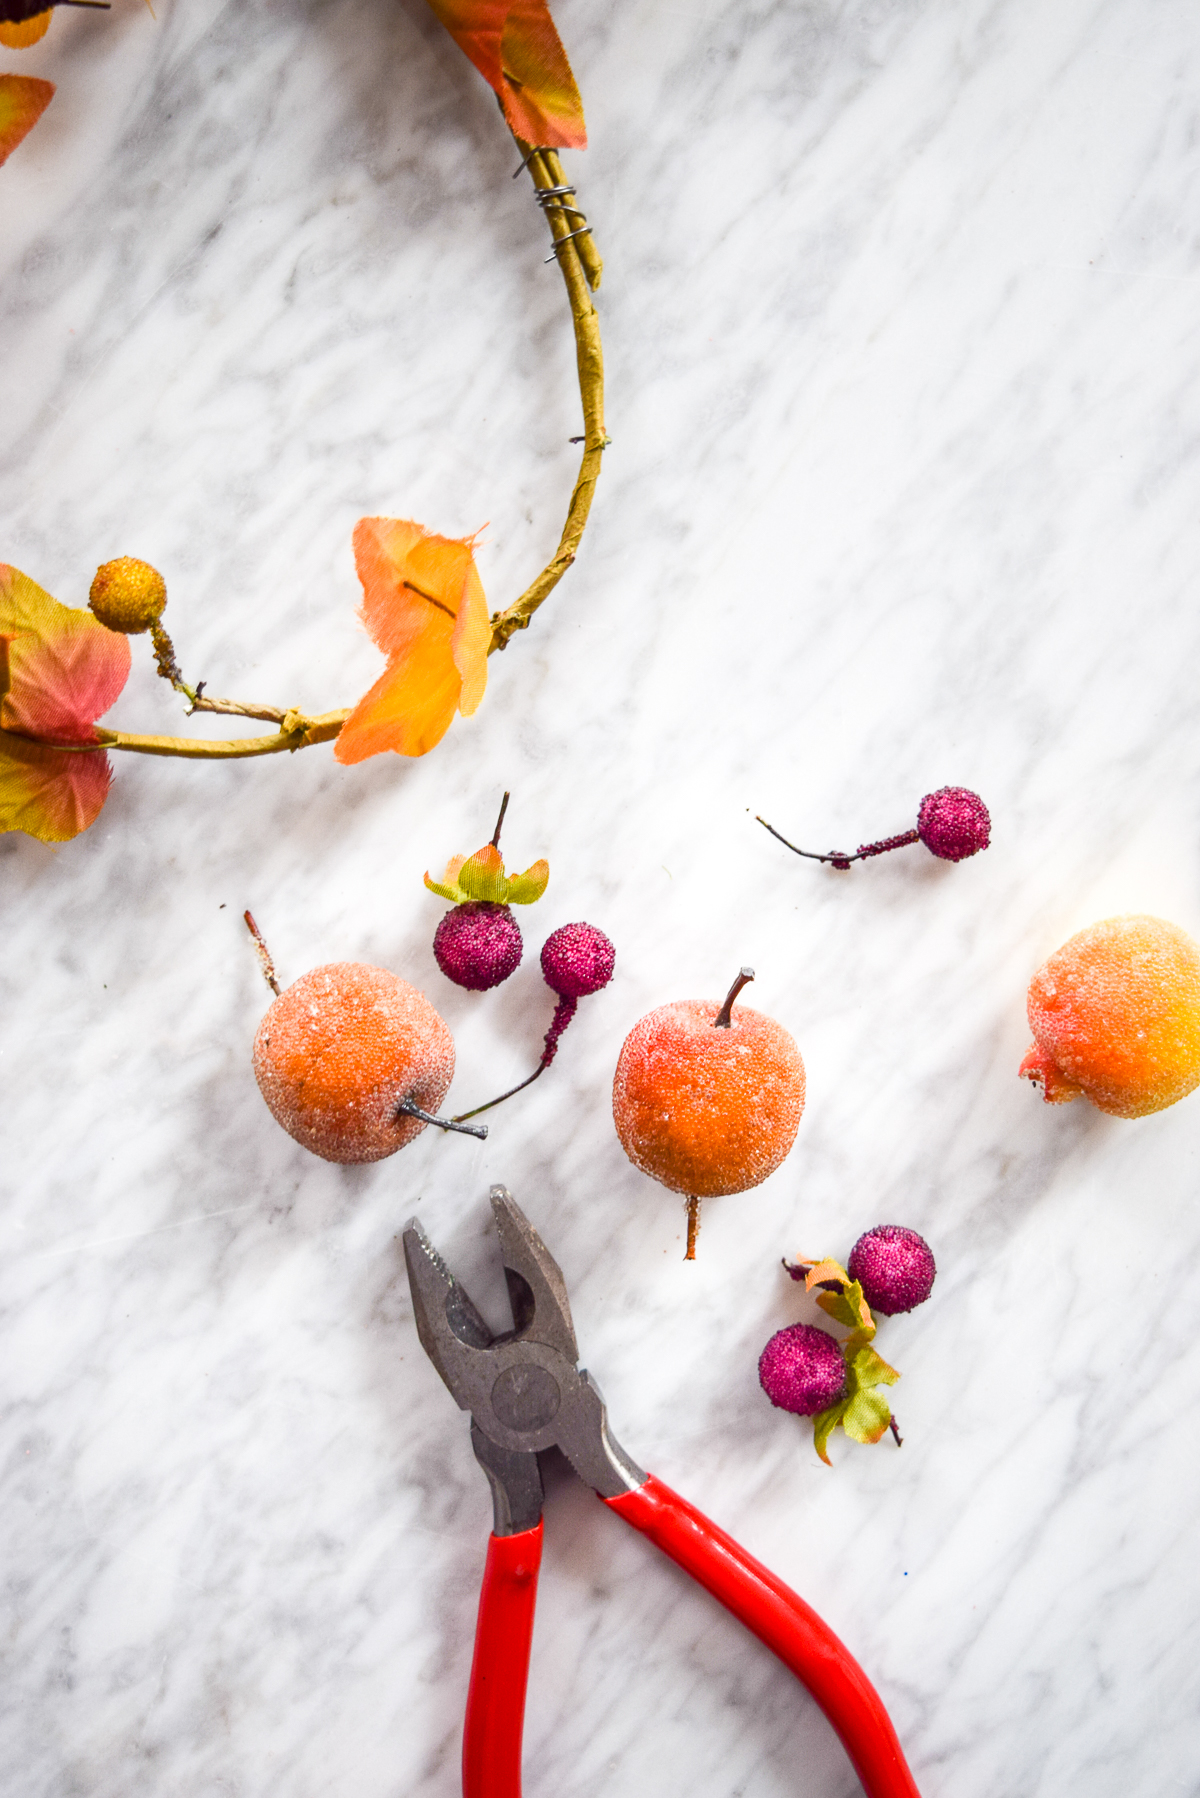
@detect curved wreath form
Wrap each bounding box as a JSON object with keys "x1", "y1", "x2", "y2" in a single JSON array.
[{"x1": 0, "y1": 3, "x2": 605, "y2": 842}]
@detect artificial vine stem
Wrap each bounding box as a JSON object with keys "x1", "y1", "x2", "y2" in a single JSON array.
[{"x1": 19, "y1": 138, "x2": 604, "y2": 766}]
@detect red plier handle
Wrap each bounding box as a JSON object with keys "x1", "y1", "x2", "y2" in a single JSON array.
[{"x1": 464, "y1": 1473, "x2": 922, "y2": 1798}]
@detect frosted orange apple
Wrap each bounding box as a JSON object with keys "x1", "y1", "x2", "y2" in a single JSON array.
[
  {"x1": 613, "y1": 969, "x2": 805, "y2": 1256},
  {"x1": 254, "y1": 963, "x2": 455, "y2": 1162},
  {"x1": 1020, "y1": 915, "x2": 1200, "y2": 1118}
]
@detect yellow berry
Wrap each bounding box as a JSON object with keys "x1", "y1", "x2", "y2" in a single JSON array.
[{"x1": 88, "y1": 558, "x2": 167, "y2": 635}]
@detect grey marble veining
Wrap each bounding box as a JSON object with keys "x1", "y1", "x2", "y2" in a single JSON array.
[{"x1": 4, "y1": 0, "x2": 1200, "y2": 1792}]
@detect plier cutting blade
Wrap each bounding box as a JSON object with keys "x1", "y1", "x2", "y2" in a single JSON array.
[{"x1": 404, "y1": 1186, "x2": 923, "y2": 1798}]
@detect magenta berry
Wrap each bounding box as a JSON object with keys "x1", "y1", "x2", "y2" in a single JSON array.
[
  {"x1": 452, "y1": 918, "x2": 616, "y2": 1123},
  {"x1": 847, "y1": 1225, "x2": 936, "y2": 1316},
  {"x1": 541, "y1": 922, "x2": 616, "y2": 999},
  {"x1": 758, "y1": 1324, "x2": 846, "y2": 1417},
  {"x1": 433, "y1": 902, "x2": 523, "y2": 992},
  {"x1": 916, "y1": 787, "x2": 990, "y2": 862},
  {"x1": 757, "y1": 784, "x2": 990, "y2": 870}
]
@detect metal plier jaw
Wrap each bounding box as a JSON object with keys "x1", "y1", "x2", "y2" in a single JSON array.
[
  {"x1": 405, "y1": 1186, "x2": 923, "y2": 1798},
  {"x1": 403, "y1": 1186, "x2": 644, "y2": 1535}
]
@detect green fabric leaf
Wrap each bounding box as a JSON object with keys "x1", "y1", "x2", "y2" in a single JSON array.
[
  {"x1": 424, "y1": 874, "x2": 465, "y2": 902},
  {"x1": 842, "y1": 1386, "x2": 895, "y2": 1445},
  {"x1": 849, "y1": 1345, "x2": 899, "y2": 1390},
  {"x1": 815, "y1": 1276, "x2": 875, "y2": 1341},
  {"x1": 456, "y1": 844, "x2": 508, "y2": 902},
  {"x1": 812, "y1": 1398, "x2": 850, "y2": 1466},
  {"x1": 504, "y1": 858, "x2": 549, "y2": 904}
]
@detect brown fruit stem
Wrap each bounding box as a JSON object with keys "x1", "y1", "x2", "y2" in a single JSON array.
[
  {"x1": 713, "y1": 967, "x2": 755, "y2": 1028},
  {"x1": 889, "y1": 1417, "x2": 903, "y2": 1448},
  {"x1": 396, "y1": 1097, "x2": 487, "y2": 1140},
  {"x1": 243, "y1": 910, "x2": 281, "y2": 997},
  {"x1": 684, "y1": 1195, "x2": 700, "y2": 1261},
  {"x1": 490, "y1": 791, "x2": 511, "y2": 849},
  {"x1": 756, "y1": 815, "x2": 920, "y2": 870},
  {"x1": 11, "y1": 137, "x2": 604, "y2": 764}
]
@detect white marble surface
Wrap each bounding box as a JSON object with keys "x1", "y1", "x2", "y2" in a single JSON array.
[{"x1": 4, "y1": 0, "x2": 1200, "y2": 1792}]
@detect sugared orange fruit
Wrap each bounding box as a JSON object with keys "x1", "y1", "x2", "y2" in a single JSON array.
[
  {"x1": 1020, "y1": 915, "x2": 1200, "y2": 1118},
  {"x1": 254, "y1": 962, "x2": 455, "y2": 1162},
  {"x1": 613, "y1": 970, "x2": 805, "y2": 1229}
]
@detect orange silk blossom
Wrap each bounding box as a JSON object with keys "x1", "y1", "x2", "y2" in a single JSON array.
[
  {"x1": 334, "y1": 518, "x2": 491, "y2": 763},
  {"x1": 423, "y1": 0, "x2": 586, "y2": 149},
  {"x1": 0, "y1": 565, "x2": 131, "y2": 843},
  {"x1": 0, "y1": 72, "x2": 54, "y2": 165}
]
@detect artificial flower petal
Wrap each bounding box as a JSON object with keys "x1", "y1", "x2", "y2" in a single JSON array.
[
  {"x1": 335, "y1": 517, "x2": 490, "y2": 763},
  {"x1": 0, "y1": 71, "x2": 53, "y2": 164},
  {"x1": 423, "y1": 0, "x2": 586, "y2": 149},
  {"x1": 0, "y1": 564, "x2": 131, "y2": 842}
]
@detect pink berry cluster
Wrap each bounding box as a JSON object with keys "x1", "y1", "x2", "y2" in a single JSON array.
[
  {"x1": 758, "y1": 1225, "x2": 936, "y2": 1465},
  {"x1": 425, "y1": 796, "x2": 616, "y2": 1122}
]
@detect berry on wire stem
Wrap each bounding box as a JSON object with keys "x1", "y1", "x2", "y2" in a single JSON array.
[
  {"x1": 757, "y1": 786, "x2": 990, "y2": 871},
  {"x1": 452, "y1": 921, "x2": 615, "y2": 1122}
]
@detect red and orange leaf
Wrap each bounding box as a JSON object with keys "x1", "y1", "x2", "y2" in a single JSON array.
[
  {"x1": 424, "y1": 0, "x2": 585, "y2": 150},
  {"x1": 335, "y1": 517, "x2": 490, "y2": 763},
  {"x1": 0, "y1": 72, "x2": 53, "y2": 166},
  {"x1": 0, "y1": 564, "x2": 131, "y2": 843}
]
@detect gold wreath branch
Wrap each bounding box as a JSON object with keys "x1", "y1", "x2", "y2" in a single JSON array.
[{"x1": 20, "y1": 140, "x2": 605, "y2": 765}]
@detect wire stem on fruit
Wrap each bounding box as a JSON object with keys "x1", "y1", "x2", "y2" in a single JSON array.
[
  {"x1": 685, "y1": 1194, "x2": 700, "y2": 1261},
  {"x1": 397, "y1": 1097, "x2": 487, "y2": 1140},
  {"x1": 244, "y1": 909, "x2": 281, "y2": 996},
  {"x1": 713, "y1": 967, "x2": 755, "y2": 1028}
]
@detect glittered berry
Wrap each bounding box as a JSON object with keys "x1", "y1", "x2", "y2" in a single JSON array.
[
  {"x1": 758, "y1": 784, "x2": 990, "y2": 870},
  {"x1": 759, "y1": 1324, "x2": 846, "y2": 1416},
  {"x1": 88, "y1": 557, "x2": 167, "y2": 635},
  {"x1": 916, "y1": 787, "x2": 990, "y2": 862},
  {"x1": 541, "y1": 922, "x2": 615, "y2": 999},
  {"x1": 847, "y1": 1226, "x2": 936, "y2": 1316},
  {"x1": 451, "y1": 920, "x2": 617, "y2": 1125},
  {"x1": 433, "y1": 901, "x2": 523, "y2": 992}
]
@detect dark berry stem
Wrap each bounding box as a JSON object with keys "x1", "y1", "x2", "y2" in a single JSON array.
[
  {"x1": 397, "y1": 1096, "x2": 488, "y2": 1140},
  {"x1": 889, "y1": 1416, "x2": 903, "y2": 1448},
  {"x1": 491, "y1": 790, "x2": 511, "y2": 848},
  {"x1": 451, "y1": 994, "x2": 579, "y2": 1123},
  {"x1": 685, "y1": 1194, "x2": 700, "y2": 1261},
  {"x1": 713, "y1": 966, "x2": 755, "y2": 1028},
  {"x1": 244, "y1": 910, "x2": 281, "y2": 996},
  {"x1": 756, "y1": 816, "x2": 919, "y2": 869}
]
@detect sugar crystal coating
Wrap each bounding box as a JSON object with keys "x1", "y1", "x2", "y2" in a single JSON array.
[
  {"x1": 541, "y1": 922, "x2": 615, "y2": 998},
  {"x1": 759, "y1": 1324, "x2": 846, "y2": 1416},
  {"x1": 847, "y1": 1225, "x2": 936, "y2": 1315},
  {"x1": 916, "y1": 787, "x2": 990, "y2": 862},
  {"x1": 434, "y1": 902, "x2": 523, "y2": 991},
  {"x1": 253, "y1": 962, "x2": 454, "y2": 1163},
  {"x1": 1022, "y1": 914, "x2": 1200, "y2": 1117},
  {"x1": 612, "y1": 999, "x2": 805, "y2": 1197}
]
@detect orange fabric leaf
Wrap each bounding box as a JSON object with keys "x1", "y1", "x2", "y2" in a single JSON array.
[
  {"x1": 335, "y1": 518, "x2": 490, "y2": 763},
  {"x1": 0, "y1": 564, "x2": 131, "y2": 843},
  {"x1": 0, "y1": 72, "x2": 53, "y2": 166},
  {"x1": 423, "y1": 0, "x2": 586, "y2": 150},
  {"x1": 0, "y1": 12, "x2": 52, "y2": 49}
]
